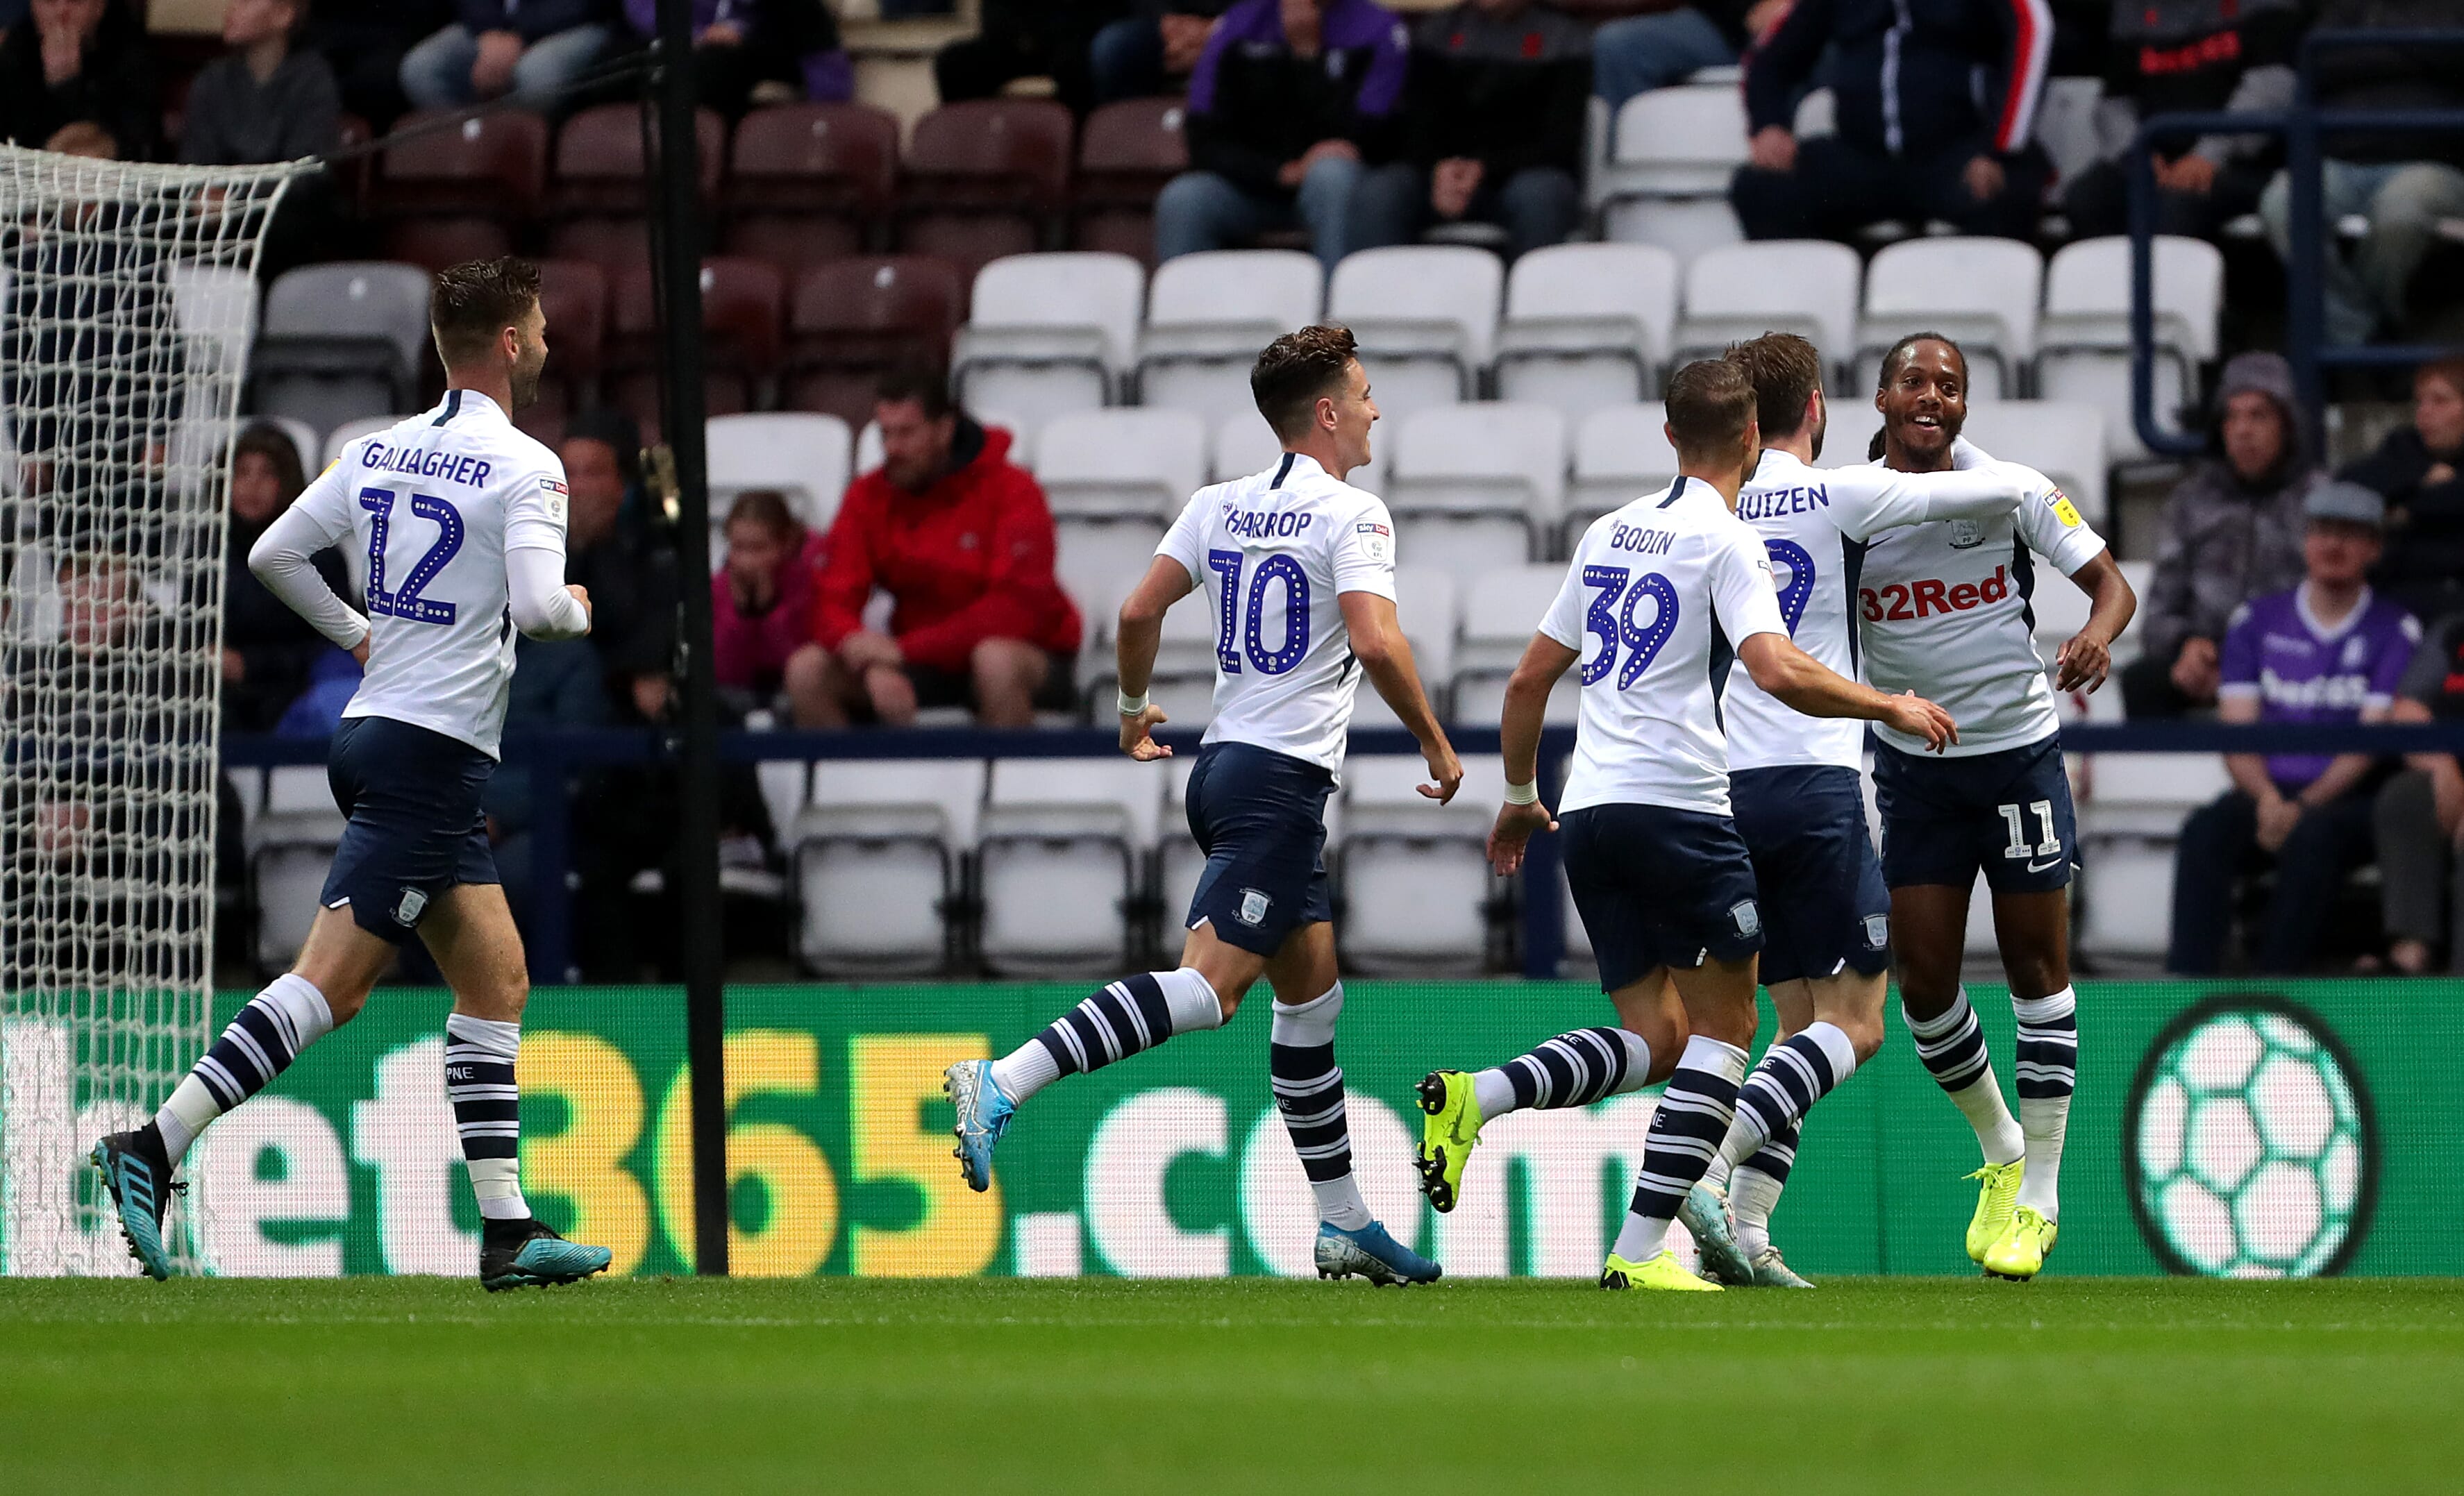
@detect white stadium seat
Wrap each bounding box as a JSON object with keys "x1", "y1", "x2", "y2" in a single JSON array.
[
  {"x1": 978, "y1": 758, "x2": 1166, "y2": 975},
  {"x1": 1384, "y1": 403, "x2": 1567, "y2": 580},
  {"x1": 1494, "y1": 243, "x2": 1679, "y2": 419},
  {"x1": 1339, "y1": 754, "x2": 1507, "y2": 971},
  {"x1": 249, "y1": 766, "x2": 349, "y2": 972},
  {"x1": 1568, "y1": 404, "x2": 1677, "y2": 541},
  {"x1": 1034, "y1": 407, "x2": 1207, "y2": 521},
  {"x1": 792, "y1": 759, "x2": 984, "y2": 974},
  {"x1": 951, "y1": 252, "x2": 1146, "y2": 446},
  {"x1": 1855, "y1": 237, "x2": 2045, "y2": 400},
  {"x1": 1138, "y1": 250, "x2": 1322, "y2": 429},
  {"x1": 1598, "y1": 85, "x2": 1749, "y2": 263},
  {"x1": 2075, "y1": 752, "x2": 2233, "y2": 959},
  {"x1": 1212, "y1": 410, "x2": 1385, "y2": 496},
  {"x1": 1350, "y1": 568, "x2": 1460, "y2": 730},
  {"x1": 2035, "y1": 235, "x2": 2224, "y2": 461},
  {"x1": 322, "y1": 414, "x2": 403, "y2": 468},
  {"x1": 1959, "y1": 400, "x2": 2111, "y2": 528},
  {"x1": 1452, "y1": 564, "x2": 1578, "y2": 727},
  {"x1": 705, "y1": 412, "x2": 853, "y2": 571},
  {"x1": 1326, "y1": 246, "x2": 1503, "y2": 421},
  {"x1": 1674, "y1": 241, "x2": 1863, "y2": 378},
  {"x1": 265, "y1": 417, "x2": 321, "y2": 479}
]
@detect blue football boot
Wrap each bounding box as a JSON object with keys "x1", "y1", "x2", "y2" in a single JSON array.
[
  {"x1": 1314, "y1": 1220, "x2": 1443, "y2": 1286},
  {"x1": 92, "y1": 1126, "x2": 181, "y2": 1281},
  {"x1": 480, "y1": 1218, "x2": 612, "y2": 1291},
  {"x1": 944, "y1": 1059, "x2": 1015, "y2": 1193}
]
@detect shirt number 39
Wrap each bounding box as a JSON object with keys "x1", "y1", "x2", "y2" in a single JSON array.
[{"x1": 1579, "y1": 565, "x2": 1679, "y2": 688}]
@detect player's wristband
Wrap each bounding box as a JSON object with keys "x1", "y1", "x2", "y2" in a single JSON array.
[
  {"x1": 1117, "y1": 690, "x2": 1150, "y2": 718},
  {"x1": 1504, "y1": 780, "x2": 1539, "y2": 805}
]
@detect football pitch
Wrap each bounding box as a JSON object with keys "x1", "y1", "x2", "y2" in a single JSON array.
[{"x1": 5, "y1": 1277, "x2": 2461, "y2": 1493}]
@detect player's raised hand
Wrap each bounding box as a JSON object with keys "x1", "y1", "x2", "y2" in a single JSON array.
[
  {"x1": 1419, "y1": 741, "x2": 1464, "y2": 803},
  {"x1": 1882, "y1": 690, "x2": 1959, "y2": 753},
  {"x1": 1486, "y1": 800, "x2": 1557, "y2": 876},
  {"x1": 1119, "y1": 704, "x2": 1171, "y2": 762},
  {"x1": 2055, "y1": 630, "x2": 2111, "y2": 693}
]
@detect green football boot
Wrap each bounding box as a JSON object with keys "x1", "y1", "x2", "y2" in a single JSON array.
[{"x1": 1414, "y1": 1070, "x2": 1484, "y2": 1213}]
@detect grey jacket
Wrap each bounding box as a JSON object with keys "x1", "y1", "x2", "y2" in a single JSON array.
[{"x1": 2139, "y1": 351, "x2": 2324, "y2": 664}]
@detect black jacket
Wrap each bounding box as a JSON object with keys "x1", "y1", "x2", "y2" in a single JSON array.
[
  {"x1": 1403, "y1": 3, "x2": 1588, "y2": 178},
  {"x1": 1745, "y1": 0, "x2": 2052, "y2": 160},
  {"x1": 2309, "y1": 0, "x2": 2464, "y2": 167},
  {"x1": 0, "y1": 1, "x2": 160, "y2": 158},
  {"x1": 2348, "y1": 426, "x2": 2464, "y2": 620},
  {"x1": 1184, "y1": 0, "x2": 1409, "y2": 193}
]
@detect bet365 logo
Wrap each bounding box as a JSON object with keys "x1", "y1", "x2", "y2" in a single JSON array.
[{"x1": 2123, "y1": 997, "x2": 2378, "y2": 1278}]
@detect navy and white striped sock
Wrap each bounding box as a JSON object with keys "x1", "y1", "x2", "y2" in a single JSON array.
[
  {"x1": 446, "y1": 1013, "x2": 528, "y2": 1222},
  {"x1": 1726, "y1": 1022, "x2": 1859, "y2": 1163},
  {"x1": 1904, "y1": 988, "x2": 2025, "y2": 1166},
  {"x1": 2013, "y1": 986, "x2": 2078, "y2": 1218},
  {"x1": 1730, "y1": 1126, "x2": 1794, "y2": 1257},
  {"x1": 1470, "y1": 1026, "x2": 1653, "y2": 1120},
  {"x1": 1610, "y1": 1036, "x2": 1750, "y2": 1263},
  {"x1": 153, "y1": 974, "x2": 335, "y2": 1157},
  {"x1": 1271, "y1": 983, "x2": 1371, "y2": 1230},
  {"x1": 990, "y1": 968, "x2": 1222, "y2": 1104}
]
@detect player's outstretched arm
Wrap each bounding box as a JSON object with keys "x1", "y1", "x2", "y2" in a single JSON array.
[
  {"x1": 1487, "y1": 631, "x2": 1577, "y2": 875},
  {"x1": 1737, "y1": 631, "x2": 1960, "y2": 752},
  {"x1": 2053, "y1": 551, "x2": 2136, "y2": 693},
  {"x1": 1339, "y1": 590, "x2": 1461, "y2": 802},
  {"x1": 1115, "y1": 555, "x2": 1193, "y2": 761}
]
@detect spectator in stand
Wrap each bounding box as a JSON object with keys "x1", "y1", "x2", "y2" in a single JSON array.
[
  {"x1": 785, "y1": 371, "x2": 1082, "y2": 729},
  {"x1": 1729, "y1": 0, "x2": 2053, "y2": 243},
  {"x1": 181, "y1": 0, "x2": 343, "y2": 278},
  {"x1": 935, "y1": 0, "x2": 1126, "y2": 116},
  {"x1": 305, "y1": 0, "x2": 449, "y2": 131},
  {"x1": 558, "y1": 411, "x2": 680, "y2": 726},
  {"x1": 1154, "y1": 0, "x2": 1408, "y2": 275},
  {"x1": 1089, "y1": 1, "x2": 1232, "y2": 106},
  {"x1": 1348, "y1": 0, "x2": 1587, "y2": 260},
  {"x1": 399, "y1": 0, "x2": 612, "y2": 112},
  {"x1": 2167, "y1": 482, "x2": 2420, "y2": 975},
  {"x1": 0, "y1": 0, "x2": 160, "y2": 159},
  {"x1": 2061, "y1": 0, "x2": 2299, "y2": 242},
  {"x1": 2344, "y1": 357, "x2": 2464, "y2": 625},
  {"x1": 2372, "y1": 612, "x2": 2464, "y2": 972},
  {"x1": 2258, "y1": 1, "x2": 2464, "y2": 346},
  {"x1": 619, "y1": 0, "x2": 850, "y2": 116},
  {"x1": 712, "y1": 487, "x2": 825, "y2": 714},
  {"x1": 483, "y1": 630, "x2": 607, "y2": 939},
  {"x1": 219, "y1": 425, "x2": 352, "y2": 733},
  {"x1": 2122, "y1": 352, "x2": 2323, "y2": 718},
  {"x1": 1591, "y1": 0, "x2": 1785, "y2": 113}
]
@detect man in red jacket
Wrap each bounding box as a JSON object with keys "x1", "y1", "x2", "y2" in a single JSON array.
[{"x1": 785, "y1": 371, "x2": 1083, "y2": 728}]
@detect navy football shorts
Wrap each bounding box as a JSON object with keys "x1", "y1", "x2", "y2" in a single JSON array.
[
  {"x1": 1732, "y1": 764, "x2": 1891, "y2": 986},
  {"x1": 1561, "y1": 802, "x2": 1762, "y2": 993},
  {"x1": 1182, "y1": 741, "x2": 1336, "y2": 957},
  {"x1": 1870, "y1": 733, "x2": 2077, "y2": 895},
  {"x1": 320, "y1": 715, "x2": 499, "y2": 945}
]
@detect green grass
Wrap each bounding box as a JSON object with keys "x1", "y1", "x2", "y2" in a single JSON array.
[{"x1": 5, "y1": 1276, "x2": 2461, "y2": 1493}]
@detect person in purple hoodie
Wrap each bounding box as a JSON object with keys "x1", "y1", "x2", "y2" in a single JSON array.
[
  {"x1": 1153, "y1": 0, "x2": 1409, "y2": 275},
  {"x1": 2168, "y1": 481, "x2": 2422, "y2": 975},
  {"x1": 620, "y1": 0, "x2": 850, "y2": 117},
  {"x1": 399, "y1": 0, "x2": 613, "y2": 112}
]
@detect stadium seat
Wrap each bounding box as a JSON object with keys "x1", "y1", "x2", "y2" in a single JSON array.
[
  {"x1": 374, "y1": 108, "x2": 548, "y2": 221},
  {"x1": 2076, "y1": 752, "x2": 2232, "y2": 959},
  {"x1": 1338, "y1": 754, "x2": 1507, "y2": 971},
  {"x1": 264, "y1": 417, "x2": 321, "y2": 478},
  {"x1": 249, "y1": 262, "x2": 433, "y2": 440},
  {"x1": 606, "y1": 258, "x2": 782, "y2": 443},
  {"x1": 1452, "y1": 564, "x2": 1579, "y2": 725},
  {"x1": 898, "y1": 100, "x2": 1075, "y2": 285},
  {"x1": 724, "y1": 102, "x2": 900, "y2": 271},
  {"x1": 1959, "y1": 401, "x2": 2111, "y2": 527},
  {"x1": 791, "y1": 759, "x2": 985, "y2": 974},
  {"x1": 951, "y1": 252, "x2": 1146, "y2": 445},
  {"x1": 1137, "y1": 249, "x2": 1321, "y2": 429},
  {"x1": 1155, "y1": 756, "x2": 1207, "y2": 961},
  {"x1": 781, "y1": 255, "x2": 965, "y2": 428},
  {"x1": 321, "y1": 414, "x2": 405, "y2": 467},
  {"x1": 2035, "y1": 235, "x2": 2224, "y2": 462},
  {"x1": 543, "y1": 216, "x2": 652, "y2": 277},
  {"x1": 1567, "y1": 404, "x2": 1678, "y2": 544},
  {"x1": 1854, "y1": 237, "x2": 2044, "y2": 400},
  {"x1": 1673, "y1": 241, "x2": 1862, "y2": 378},
  {"x1": 1327, "y1": 246, "x2": 1502, "y2": 421},
  {"x1": 550, "y1": 103, "x2": 725, "y2": 218},
  {"x1": 1034, "y1": 407, "x2": 1207, "y2": 521},
  {"x1": 527, "y1": 259, "x2": 607, "y2": 438},
  {"x1": 1348, "y1": 568, "x2": 1460, "y2": 730},
  {"x1": 1210, "y1": 409, "x2": 1385, "y2": 495},
  {"x1": 1074, "y1": 96, "x2": 1189, "y2": 264},
  {"x1": 1083, "y1": 573, "x2": 1221, "y2": 725},
  {"x1": 249, "y1": 765, "x2": 348, "y2": 973},
  {"x1": 166, "y1": 263, "x2": 259, "y2": 389},
  {"x1": 1598, "y1": 86, "x2": 1749, "y2": 263},
  {"x1": 978, "y1": 758, "x2": 1167, "y2": 974},
  {"x1": 1384, "y1": 403, "x2": 1567, "y2": 580},
  {"x1": 707, "y1": 412, "x2": 853, "y2": 553},
  {"x1": 380, "y1": 216, "x2": 514, "y2": 275},
  {"x1": 1494, "y1": 243, "x2": 1679, "y2": 419}
]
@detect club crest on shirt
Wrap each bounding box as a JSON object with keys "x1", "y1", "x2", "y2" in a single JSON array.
[
  {"x1": 1238, "y1": 888, "x2": 1271, "y2": 926},
  {"x1": 394, "y1": 888, "x2": 428, "y2": 926},
  {"x1": 1730, "y1": 899, "x2": 1761, "y2": 937},
  {"x1": 1864, "y1": 913, "x2": 1889, "y2": 950},
  {"x1": 1947, "y1": 519, "x2": 1986, "y2": 550}
]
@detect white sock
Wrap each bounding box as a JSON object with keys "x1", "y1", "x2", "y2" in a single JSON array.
[
  {"x1": 1471, "y1": 1067, "x2": 1520, "y2": 1120},
  {"x1": 1272, "y1": 984, "x2": 1371, "y2": 1230},
  {"x1": 1904, "y1": 989, "x2": 2025, "y2": 1166},
  {"x1": 1730, "y1": 1165, "x2": 1785, "y2": 1258},
  {"x1": 990, "y1": 967, "x2": 1222, "y2": 1104},
  {"x1": 2012, "y1": 986, "x2": 2079, "y2": 1218},
  {"x1": 445, "y1": 1012, "x2": 528, "y2": 1222},
  {"x1": 156, "y1": 973, "x2": 335, "y2": 1157}
]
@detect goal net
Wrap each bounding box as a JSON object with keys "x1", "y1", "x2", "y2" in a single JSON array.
[{"x1": 0, "y1": 144, "x2": 305, "y2": 1274}]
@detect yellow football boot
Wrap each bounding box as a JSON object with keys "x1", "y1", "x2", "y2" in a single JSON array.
[
  {"x1": 1982, "y1": 1207, "x2": 2058, "y2": 1281},
  {"x1": 1414, "y1": 1070, "x2": 1484, "y2": 1213},
  {"x1": 1600, "y1": 1250, "x2": 1724, "y2": 1291},
  {"x1": 1965, "y1": 1160, "x2": 2025, "y2": 1263}
]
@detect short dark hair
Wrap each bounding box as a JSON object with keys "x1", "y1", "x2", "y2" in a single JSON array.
[
  {"x1": 1877, "y1": 331, "x2": 1967, "y2": 390},
  {"x1": 1663, "y1": 357, "x2": 1757, "y2": 464},
  {"x1": 430, "y1": 257, "x2": 541, "y2": 368},
  {"x1": 874, "y1": 365, "x2": 955, "y2": 420},
  {"x1": 1251, "y1": 324, "x2": 1359, "y2": 441},
  {"x1": 1725, "y1": 333, "x2": 1822, "y2": 442},
  {"x1": 726, "y1": 488, "x2": 800, "y2": 540},
  {"x1": 233, "y1": 421, "x2": 307, "y2": 505}
]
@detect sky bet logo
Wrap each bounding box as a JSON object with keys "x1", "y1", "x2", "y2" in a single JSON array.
[{"x1": 1861, "y1": 566, "x2": 2011, "y2": 622}]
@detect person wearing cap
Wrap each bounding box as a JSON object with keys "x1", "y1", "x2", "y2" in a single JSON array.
[
  {"x1": 2122, "y1": 351, "x2": 2324, "y2": 719},
  {"x1": 2167, "y1": 480, "x2": 2420, "y2": 975}
]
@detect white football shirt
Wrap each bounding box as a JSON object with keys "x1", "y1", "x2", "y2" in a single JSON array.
[
  {"x1": 1854, "y1": 445, "x2": 2108, "y2": 757},
  {"x1": 1155, "y1": 451, "x2": 1398, "y2": 772},
  {"x1": 1541, "y1": 476, "x2": 1789, "y2": 816},
  {"x1": 1721, "y1": 448, "x2": 2034, "y2": 771},
  {"x1": 284, "y1": 389, "x2": 571, "y2": 757}
]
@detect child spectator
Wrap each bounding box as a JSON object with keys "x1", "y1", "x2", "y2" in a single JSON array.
[{"x1": 712, "y1": 488, "x2": 825, "y2": 710}]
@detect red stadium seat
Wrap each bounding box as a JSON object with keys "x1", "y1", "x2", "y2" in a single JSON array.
[
  {"x1": 381, "y1": 216, "x2": 515, "y2": 274},
  {"x1": 1072, "y1": 98, "x2": 1188, "y2": 266},
  {"x1": 723, "y1": 102, "x2": 901, "y2": 272},
  {"x1": 376, "y1": 108, "x2": 549, "y2": 220},
  {"x1": 544, "y1": 217, "x2": 653, "y2": 278},
  {"x1": 898, "y1": 101, "x2": 1072, "y2": 283},
  {"x1": 533, "y1": 258, "x2": 608, "y2": 429},
  {"x1": 782, "y1": 255, "x2": 963, "y2": 426},
  {"x1": 605, "y1": 256, "x2": 782, "y2": 440},
  {"x1": 551, "y1": 102, "x2": 726, "y2": 218}
]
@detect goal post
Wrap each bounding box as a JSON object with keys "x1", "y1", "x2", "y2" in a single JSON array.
[{"x1": 0, "y1": 144, "x2": 307, "y2": 1275}]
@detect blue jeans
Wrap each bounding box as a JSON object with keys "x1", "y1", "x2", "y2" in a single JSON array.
[
  {"x1": 1154, "y1": 157, "x2": 1370, "y2": 276},
  {"x1": 1592, "y1": 7, "x2": 1736, "y2": 112},
  {"x1": 398, "y1": 22, "x2": 612, "y2": 111},
  {"x1": 2261, "y1": 158, "x2": 2464, "y2": 345},
  {"x1": 1348, "y1": 162, "x2": 1583, "y2": 259},
  {"x1": 1089, "y1": 16, "x2": 1165, "y2": 106}
]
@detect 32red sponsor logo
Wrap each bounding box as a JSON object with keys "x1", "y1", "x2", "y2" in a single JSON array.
[{"x1": 1860, "y1": 565, "x2": 2011, "y2": 622}]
